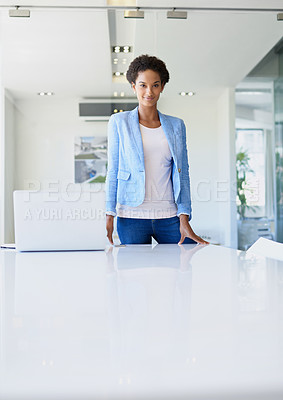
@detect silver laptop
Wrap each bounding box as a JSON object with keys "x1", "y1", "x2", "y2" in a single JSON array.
[{"x1": 13, "y1": 190, "x2": 107, "y2": 252}]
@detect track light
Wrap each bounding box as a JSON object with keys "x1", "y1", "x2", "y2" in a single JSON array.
[
  {"x1": 124, "y1": 8, "x2": 144, "y2": 19},
  {"x1": 113, "y1": 72, "x2": 127, "y2": 77},
  {"x1": 9, "y1": 6, "x2": 30, "y2": 17},
  {"x1": 38, "y1": 92, "x2": 54, "y2": 96},
  {"x1": 167, "y1": 9, "x2": 187, "y2": 19},
  {"x1": 112, "y1": 46, "x2": 132, "y2": 53},
  {"x1": 179, "y1": 91, "x2": 195, "y2": 96}
]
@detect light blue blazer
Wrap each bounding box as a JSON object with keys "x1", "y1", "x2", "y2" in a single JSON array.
[{"x1": 105, "y1": 106, "x2": 192, "y2": 218}]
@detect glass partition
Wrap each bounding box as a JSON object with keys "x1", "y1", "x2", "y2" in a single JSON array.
[
  {"x1": 274, "y1": 50, "x2": 283, "y2": 242},
  {"x1": 236, "y1": 36, "x2": 283, "y2": 248}
]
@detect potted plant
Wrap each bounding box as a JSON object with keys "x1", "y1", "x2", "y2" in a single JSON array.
[
  {"x1": 236, "y1": 149, "x2": 262, "y2": 250},
  {"x1": 236, "y1": 149, "x2": 257, "y2": 219}
]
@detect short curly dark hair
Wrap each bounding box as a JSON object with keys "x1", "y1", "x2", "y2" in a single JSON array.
[{"x1": 126, "y1": 54, "x2": 170, "y2": 86}]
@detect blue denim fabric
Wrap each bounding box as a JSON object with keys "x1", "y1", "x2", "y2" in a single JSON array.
[{"x1": 117, "y1": 216, "x2": 196, "y2": 245}]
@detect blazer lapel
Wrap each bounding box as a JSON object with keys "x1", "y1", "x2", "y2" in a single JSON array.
[
  {"x1": 158, "y1": 110, "x2": 177, "y2": 162},
  {"x1": 129, "y1": 106, "x2": 145, "y2": 166},
  {"x1": 128, "y1": 107, "x2": 177, "y2": 166}
]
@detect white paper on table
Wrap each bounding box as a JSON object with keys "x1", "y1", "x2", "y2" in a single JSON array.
[{"x1": 247, "y1": 237, "x2": 283, "y2": 261}]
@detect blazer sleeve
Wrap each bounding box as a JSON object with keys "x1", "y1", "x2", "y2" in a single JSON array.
[
  {"x1": 176, "y1": 120, "x2": 192, "y2": 219},
  {"x1": 105, "y1": 115, "x2": 119, "y2": 216}
]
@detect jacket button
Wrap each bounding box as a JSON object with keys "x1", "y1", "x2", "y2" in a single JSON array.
[{"x1": 178, "y1": 168, "x2": 181, "y2": 173}]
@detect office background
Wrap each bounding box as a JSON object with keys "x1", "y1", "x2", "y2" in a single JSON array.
[{"x1": 0, "y1": 0, "x2": 282, "y2": 249}]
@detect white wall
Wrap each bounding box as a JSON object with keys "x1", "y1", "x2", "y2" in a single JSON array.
[
  {"x1": 159, "y1": 89, "x2": 237, "y2": 247},
  {"x1": 0, "y1": 97, "x2": 108, "y2": 243},
  {"x1": 6, "y1": 91, "x2": 237, "y2": 247},
  {"x1": 0, "y1": 51, "x2": 4, "y2": 244},
  {"x1": 4, "y1": 92, "x2": 16, "y2": 243},
  {"x1": 14, "y1": 97, "x2": 108, "y2": 190},
  {"x1": 217, "y1": 88, "x2": 237, "y2": 248}
]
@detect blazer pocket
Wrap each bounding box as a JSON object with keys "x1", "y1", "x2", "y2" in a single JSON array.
[{"x1": 117, "y1": 170, "x2": 131, "y2": 180}]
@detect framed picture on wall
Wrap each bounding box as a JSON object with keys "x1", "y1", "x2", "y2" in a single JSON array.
[{"x1": 74, "y1": 136, "x2": 107, "y2": 183}]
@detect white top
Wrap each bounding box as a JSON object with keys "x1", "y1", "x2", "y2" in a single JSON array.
[
  {"x1": 117, "y1": 124, "x2": 177, "y2": 219},
  {"x1": 1, "y1": 244, "x2": 282, "y2": 399}
]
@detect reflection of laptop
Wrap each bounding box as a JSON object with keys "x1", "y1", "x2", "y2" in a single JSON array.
[
  {"x1": 15, "y1": 252, "x2": 106, "y2": 314},
  {"x1": 13, "y1": 190, "x2": 107, "y2": 252}
]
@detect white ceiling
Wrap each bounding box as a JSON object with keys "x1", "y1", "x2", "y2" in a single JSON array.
[
  {"x1": 0, "y1": 9, "x2": 112, "y2": 98},
  {"x1": 0, "y1": 0, "x2": 282, "y2": 100}
]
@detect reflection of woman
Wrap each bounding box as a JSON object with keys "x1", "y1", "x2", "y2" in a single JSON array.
[
  {"x1": 105, "y1": 245, "x2": 194, "y2": 370},
  {"x1": 106, "y1": 54, "x2": 208, "y2": 245}
]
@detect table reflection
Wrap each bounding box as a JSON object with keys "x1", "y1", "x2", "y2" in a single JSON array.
[
  {"x1": 0, "y1": 244, "x2": 205, "y2": 398},
  {"x1": 0, "y1": 244, "x2": 282, "y2": 399},
  {"x1": 106, "y1": 244, "x2": 205, "y2": 374},
  {"x1": 236, "y1": 251, "x2": 283, "y2": 314}
]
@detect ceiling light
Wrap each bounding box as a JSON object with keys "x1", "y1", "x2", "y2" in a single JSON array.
[
  {"x1": 113, "y1": 92, "x2": 118, "y2": 97},
  {"x1": 179, "y1": 91, "x2": 196, "y2": 96},
  {"x1": 120, "y1": 92, "x2": 125, "y2": 97},
  {"x1": 167, "y1": 9, "x2": 187, "y2": 19},
  {"x1": 277, "y1": 13, "x2": 283, "y2": 20},
  {"x1": 235, "y1": 89, "x2": 271, "y2": 95},
  {"x1": 124, "y1": 9, "x2": 144, "y2": 19},
  {"x1": 237, "y1": 91, "x2": 266, "y2": 95},
  {"x1": 38, "y1": 92, "x2": 54, "y2": 96},
  {"x1": 113, "y1": 72, "x2": 127, "y2": 78},
  {"x1": 113, "y1": 58, "x2": 118, "y2": 64},
  {"x1": 113, "y1": 109, "x2": 118, "y2": 113},
  {"x1": 112, "y1": 46, "x2": 132, "y2": 53},
  {"x1": 122, "y1": 58, "x2": 127, "y2": 64},
  {"x1": 9, "y1": 6, "x2": 30, "y2": 17}
]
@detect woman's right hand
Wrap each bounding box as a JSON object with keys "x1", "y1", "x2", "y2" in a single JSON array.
[{"x1": 106, "y1": 215, "x2": 115, "y2": 245}]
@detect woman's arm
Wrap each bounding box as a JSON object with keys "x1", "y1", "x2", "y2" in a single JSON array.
[
  {"x1": 105, "y1": 115, "x2": 119, "y2": 244},
  {"x1": 106, "y1": 215, "x2": 115, "y2": 245},
  {"x1": 179, "y1": 214, "x2": 209, "y2": 245},
  {"x1": 175, "y1": 120, "x2": 192, "y2": 217}
]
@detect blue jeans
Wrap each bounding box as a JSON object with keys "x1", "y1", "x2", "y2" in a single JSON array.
[{"x1": 117, "y1": 216, "x2": 196, "y2": 245}]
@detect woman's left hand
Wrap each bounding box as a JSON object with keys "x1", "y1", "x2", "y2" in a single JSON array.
[{"x1": 178, "y1": 214, "x2": 209, "y2": 245}]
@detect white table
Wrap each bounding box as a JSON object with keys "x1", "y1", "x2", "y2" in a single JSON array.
[{"x1": 0, "y1": 244, "x2": 282, "y2": 399}]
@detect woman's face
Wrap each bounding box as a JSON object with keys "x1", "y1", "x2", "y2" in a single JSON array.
[{"x1": 132, "y1": 69, "x2": 164, "y2": 108}]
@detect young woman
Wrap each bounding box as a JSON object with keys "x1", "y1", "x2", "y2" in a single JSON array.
[{"x1": 105, "y1": 54, "x2": 208, "y2": 246}]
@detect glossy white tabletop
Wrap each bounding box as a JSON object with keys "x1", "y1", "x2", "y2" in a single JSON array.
[{"x1": 0, "y1": 244, "x2": 282, "y2": 400}]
